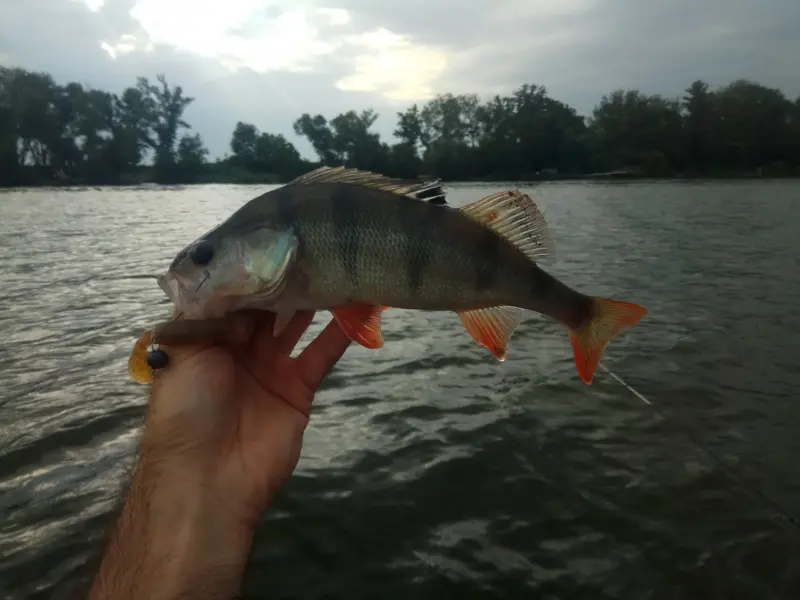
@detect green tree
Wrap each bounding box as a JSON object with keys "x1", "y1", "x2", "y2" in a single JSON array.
[
  {"x1": 228, "y1": 121, "x2": 307, "y2": 177},
  {"x1": 253, "y1": 132, "x2": 305, "y2": 177},
  {"x1": 713, "y1": 79, "x2": 793, "y2": 170},
  {"x1": 293, "y1": 109, "x2": 389, "y2": 172},
  {"x1": 292, "y1": 113, "x2": 336, "y2": 164},
  {"x1": 229, "y1": 121, "x2": 259, "y2": 167},
  {"x1": 418, "y1": 93, "x2": 481, "y2": 179},
  {"x1": 682, "y1": 80, "x2": 716, "y2": 172},
  {"x1": 2, "y1": 65, "x2": 800, "y2": 187},
  {"x1": 137, "y1": 74, "x2": 195, "y2": 179},
  {"x1": 177, "y1": 133, "x2": 208, "y2": 165},
  {"x1": 588, "y1": 89, "x2": 683, "y2": 175},
  {"x1": 329, "y1": 109, "x2": 389, "y2": 172}
]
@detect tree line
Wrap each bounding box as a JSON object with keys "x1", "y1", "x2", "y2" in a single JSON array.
[{"x1": 2, "y1": 65, "x2": 799, "y2": 187}]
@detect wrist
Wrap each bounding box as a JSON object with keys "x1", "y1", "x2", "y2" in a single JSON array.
[
  {"x1": 137, "y1": 429, "x2": 264, "y2": 529},
  {"x1": 136, "y1": 446, "x2": 255, "y2": 549},
  {"x1": 89, "y1": 450, "x2": 254, "y2": 600}
]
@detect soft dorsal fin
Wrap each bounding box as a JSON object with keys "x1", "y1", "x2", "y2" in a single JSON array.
[
  {"x1": 458, "y1": 190, "x2": 554, "y2": 265},
  {"x1": 288, "y1": 166, "x2": 446, "y2": 204}
]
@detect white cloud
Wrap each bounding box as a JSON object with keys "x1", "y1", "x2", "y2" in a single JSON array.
[
  {"x1": 121, "y1": 0, "x2": 448, "y2": 101},
  {"x1": 73, "y1": 0, "x2": 105, "y2": 11},
  {"x1": 336, "y1": 28, "x2": 447, "y2": 100},
  {"x1": 128, "y1": 0, "x2": 350, "y2": 73},
  {"x1": 316, "y1": 7, "x2": 351, "y2": 26},
  {"x1": 100, "y1": 34, "x2": 153, "y2": 60}
]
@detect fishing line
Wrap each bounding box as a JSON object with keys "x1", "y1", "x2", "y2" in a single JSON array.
[{"x1": 597, "y1": 362, "x2": 800, "y2": 531}]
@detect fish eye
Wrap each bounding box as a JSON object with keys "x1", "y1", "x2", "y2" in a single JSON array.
[{"x1": 189, "y1": 240, "x2": 215, "y2": 266}]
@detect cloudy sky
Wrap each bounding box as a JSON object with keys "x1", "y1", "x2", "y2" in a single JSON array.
[{"x1": 2, "y1": 0, "x2": 798, "y2": 159}]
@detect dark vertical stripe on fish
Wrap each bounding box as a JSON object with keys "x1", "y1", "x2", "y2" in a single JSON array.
[
  {"x1": 403, "y1": 203, "x2": 445, "y2": 295},
  {"x1": 331, "y1": 185, "x2": 360, "y2": 288},
  {"x1": 475, "y1": 228, "x2": 500, "y2": 291},
  {"x1": 275, "y1": 188, "x2": 297, "y2": 229}
]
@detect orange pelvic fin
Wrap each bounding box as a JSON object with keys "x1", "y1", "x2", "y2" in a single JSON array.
[
  {"x1": 457, "y1": 306, "x2": 525, "y2": 361},
  {"x1": 331, "y1": 303, "x2": 385, "y2": 349},
  {"x1": 568, "y1": 297, "x2": 648, "y2": 385}
]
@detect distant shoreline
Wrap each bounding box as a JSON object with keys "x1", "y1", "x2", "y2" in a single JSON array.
[
  {"x1": 3, "y1": 170, "x2": 800, "y2": 190},
  {"x1": 3, "y1": 67, "x2": 799, "y2": 192}
]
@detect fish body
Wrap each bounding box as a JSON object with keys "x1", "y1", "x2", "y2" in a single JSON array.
[{"x1": 156, "y1": 167, "x2": 647, "y2": 384}]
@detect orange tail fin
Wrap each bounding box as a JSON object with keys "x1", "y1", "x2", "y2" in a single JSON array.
[{"x1": 567, "y1": 297, "x2": 647, "y2": 385}]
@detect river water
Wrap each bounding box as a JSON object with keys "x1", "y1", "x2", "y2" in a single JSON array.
[{"x1": 1, "y1": 180, "x2": 799, "y2": 599}]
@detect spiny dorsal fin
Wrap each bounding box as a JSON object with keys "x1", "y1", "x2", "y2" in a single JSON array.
[
  {"x1": 458, "y1": 190, "x2": 554, "y2": 265},
  {"x1": 288, "y1": 166, "x2": 446, "y2": 204}
]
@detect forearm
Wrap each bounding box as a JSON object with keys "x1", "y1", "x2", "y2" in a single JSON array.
[{"x1": 88, "y1": 448, "x2": 254, "y2": 600}]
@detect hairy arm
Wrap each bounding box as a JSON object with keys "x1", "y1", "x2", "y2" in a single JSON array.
[
  {"x1": 86, "y1": 312, "x2": 347, "y2": 600},
  {"x1": 87, "y1": 444, "x2": 255, "y2": 600}
]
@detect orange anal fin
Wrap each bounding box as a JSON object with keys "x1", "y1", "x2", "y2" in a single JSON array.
[
  {"x1": 331, "y1": 304, "x2": 385, "y2": 349},
  {"x1": 457, "y1": 306, "x2": 524, "y2": 361},
  {"x1": 568, "y1": 297, "x2": 648, "y2": 385},
  {"x1": 128, "y1": 328, "x2": 154, "y2": 384}
]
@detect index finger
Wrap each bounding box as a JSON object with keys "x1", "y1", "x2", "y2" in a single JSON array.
[
  {"x1": 296, "y1": 318, "x2": 351, "y2": 391},
  {"x1": 153, "y1": 312, "x2": 256, "y2": 369},
  {"x1": 154, "y1": 317, "x2": 231, "y2": 345}
]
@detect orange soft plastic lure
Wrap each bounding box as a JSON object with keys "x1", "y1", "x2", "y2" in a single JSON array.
[
  {"x1": 126, "y1": 316, "x2": 237, "y2": 384},
  {"x1": 128, "y1": 328, "x2": 155, "y2": 384}
]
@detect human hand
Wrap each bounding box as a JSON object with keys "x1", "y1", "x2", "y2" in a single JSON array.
[{"x1": 138, "y1": 310, "x2": 351, "y2": 529}]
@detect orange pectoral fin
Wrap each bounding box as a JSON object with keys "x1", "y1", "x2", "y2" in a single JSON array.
[{"x1": 330, "y1": 304, "x2": 385, "y2": 349}]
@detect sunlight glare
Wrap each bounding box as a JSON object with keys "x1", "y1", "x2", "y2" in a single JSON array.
[{"x1": 337, "y1": 28, "x2": 448, "y2": 101}]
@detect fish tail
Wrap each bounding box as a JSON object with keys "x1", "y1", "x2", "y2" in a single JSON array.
[{"x1": 567, "y1": 297, "x2": 647, "y2": 385}]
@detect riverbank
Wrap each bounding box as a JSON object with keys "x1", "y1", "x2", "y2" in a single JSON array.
[{"x1": 3, "y1": 163, "x2": 800, "y2": 189}]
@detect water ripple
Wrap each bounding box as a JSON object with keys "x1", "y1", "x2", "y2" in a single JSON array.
[{"x1": 1, "y1": 181, "x2": 800, "y2": 599}]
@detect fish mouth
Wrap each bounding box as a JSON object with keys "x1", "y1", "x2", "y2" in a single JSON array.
[
  {"x1": 157, "y1": 270, "x2": 231, "y2": 319},
  {"x1": 157, "y1": 272, "x2": 202, "y2": 317},
  {"x1": 157, "y1": 272, "x2": 182, "y2": 305}
]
